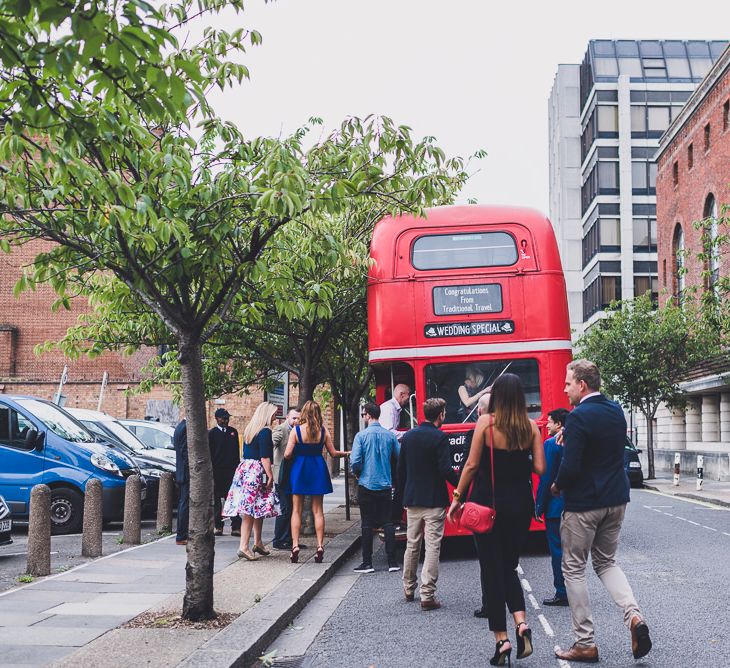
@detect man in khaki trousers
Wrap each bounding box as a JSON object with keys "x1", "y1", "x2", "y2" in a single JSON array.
[
  {"x1": 551, "y1": 360, "x2": 652, "y2": 663},
  {"x1": 398, "y1": 398, "x2": 459, "y2": 611}
]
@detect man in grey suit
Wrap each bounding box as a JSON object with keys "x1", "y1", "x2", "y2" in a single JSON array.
[{"x1": 272, "y1": 409, "x2": 300, "y2": 550}]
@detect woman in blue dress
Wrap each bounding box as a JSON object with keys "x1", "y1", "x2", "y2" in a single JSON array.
[
  {"x1": 223, "y1": 401, "x2": 280, "y2": 561},
  {"x1": 284, "y1": 400, "x2": 348, "y2": 564}
]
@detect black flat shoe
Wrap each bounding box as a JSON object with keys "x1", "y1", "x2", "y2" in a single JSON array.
[
  {"x1": 516, "y1": 621, "x2": 533, "y2": 659},
  {"x1": 474, "y1": 608, "x2": 489, "y2": 618},
  {"x1": 543, "y1": 595, "x2": 569, "y2": 606},
  {"x1": 489, "y1": 639, "x2": 511, "y2": 667}
]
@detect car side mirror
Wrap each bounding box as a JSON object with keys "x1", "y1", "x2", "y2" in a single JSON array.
[
  {"x1": 33, "y1": 430, "x2": 46, "y2": 451},
  {"x1": 636, "y1": 448, "x2": 643, "y2": 454}
]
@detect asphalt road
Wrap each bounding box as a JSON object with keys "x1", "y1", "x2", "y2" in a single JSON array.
[
  {"x1": 267, "y1": 489, "x2": 730, "y2": 668},
  {"x1": 0, "y1": 519, "x2": 165, "y2": 592}
]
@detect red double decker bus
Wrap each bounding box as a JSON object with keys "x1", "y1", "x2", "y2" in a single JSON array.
[{"x1": 368, "y1": 205, "x2": 572, "y2": 536}]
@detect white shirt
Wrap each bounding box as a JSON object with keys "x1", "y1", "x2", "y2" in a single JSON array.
[
  {"x1": 580, "y1": 391, "x2": 602, "y2": 403},
  {"x1": 379, "y1": 397, "x2": 404, "y2": 441}
]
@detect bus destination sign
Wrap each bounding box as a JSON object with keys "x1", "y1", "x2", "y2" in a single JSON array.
[
  {"x1": 424, "y1": 320, "x2": 515, "y2": 338},
  {"x1": 432, "y1": 283, "x2": 502, "y2": 316},
  {"x1": 447, "y1": 430, "x2": 473, "y2": 475}
]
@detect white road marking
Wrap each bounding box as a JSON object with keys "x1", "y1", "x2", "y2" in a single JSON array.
[
  {"x1": 555, "y1": 651, "x2": 572, "y2": 668},
  {"x1": 521, "y1": 578, "x2": 532, "y2": 592},
  {"x1": 663, "y1": 512, "x2": 674, "y2": 517},
  {"x1": 642, "y1": 488, "x2": 728, "y2": 509},
  {"x1": 517, "y1": 564, "x2": 524, "y2": 575},
  {"x1": 538, "y1": 613, "x2": 554, "y2": 636},
  {"x1": 675, "y1": 516, "x2": 688, "y2": 521},
  {"x1": 528, "y1": 593, "x2": 540, "y2": 610},
  {"x1": 702, "y1": 526, "x2": 718, "y2": 532},
  {"x1": 723, "y1": 532, "x2": 730, "y2": 537},
  {"x1": 686, "y1": 520, "x2": 700, "y2": 526}
]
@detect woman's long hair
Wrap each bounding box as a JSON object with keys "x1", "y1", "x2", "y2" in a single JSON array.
[
  {"x1": 298, "y1": 400, "x2": 323, "y2": 439},
  {"x1": 486, "y1": 373, "x2": 532, "y2": 451},
  {"x1": 465, "y1": 365, "x2": 485, "y2": 388},
  {"x1": 243, "y1": 401, "x2": 278, "y2": 444}
]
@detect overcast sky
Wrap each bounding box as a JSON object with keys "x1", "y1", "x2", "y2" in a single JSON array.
[{"x1": 201, "y1": 0, "x2": 727, "y2": 214}]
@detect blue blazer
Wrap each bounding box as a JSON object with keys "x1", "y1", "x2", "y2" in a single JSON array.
[
  {"x1": 535, "y1": 436, "x2": 564, "y2": 519},
  {"x1": 554, "y1": 394, "x2": 630, "y2": 512}
]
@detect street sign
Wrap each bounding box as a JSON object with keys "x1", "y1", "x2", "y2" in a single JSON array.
[
  {"x1": 424, "y1": 320, "x2": 515, "y2": 338},
  {"x1": 432, "y1": 283, "x2": 502, "y2": 316}
]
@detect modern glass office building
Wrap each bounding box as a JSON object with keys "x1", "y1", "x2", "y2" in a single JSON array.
[{"x1": 548, "y1": 39, "x2": 728, "y2": 337}]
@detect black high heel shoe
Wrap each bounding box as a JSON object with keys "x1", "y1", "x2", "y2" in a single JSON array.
[
  {"x1": 515, "y1": 621, "x2": 533, "y2": 659},
  {"x1": 489, "y1": 639, "x2": 512, "y2": 666},
  {"x1": 290, "y1": 545, "x2": 300, "y2": 563},
  {"x1": 314, "y1": 545, "x2": 324, "y2": 563}
]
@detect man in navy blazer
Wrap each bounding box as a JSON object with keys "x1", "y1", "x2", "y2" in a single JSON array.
[
  {"x1": 398, "y1": 397, "x2": 459, "y2": 610},
  {"x1": 535, "y1": 407, "x2": 570, "y2": 606},
  {"x1": 552, "y1": 360, "x2": 651, "y2": 664}
]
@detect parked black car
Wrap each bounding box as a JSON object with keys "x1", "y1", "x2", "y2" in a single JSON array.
[
  {"x1": 0, "y1": 495, "x2": 13, "y2": 546},
  {"x1": 625, "y1": 437, "x2": 644, "y2": 488}
]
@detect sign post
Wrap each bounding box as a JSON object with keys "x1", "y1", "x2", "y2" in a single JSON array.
[
  {"x1": 673, "y1": 452, "x2": 681, "y2": 486},
  {"x1": 54, "y1": 365, "x2": 68, "y2": 406},
  {"x1": 696, "y1": 454, "x2": 704, "y2": 491},
  {"x1": 97, "y1": 371, "x2": 108, "y2": 412}
]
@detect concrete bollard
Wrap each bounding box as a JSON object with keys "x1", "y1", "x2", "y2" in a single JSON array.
[
  {"x1": 673, "y1": 452, "x2": 681, "y2": 487},
  {"x1": 157, "y1": 472, "x2": 174, "y2": 533},
  {"x1": 122, "y1": 475, "x2": 142, "y2": 545},
  {"x1": 82, "y1": 478, "x2": 103, "y2": 558},
  {"x1": 26, "y1": 484, "x2": 51, "y2": 577},
  {"x1": 696, "y1": 455, "x2": 704, "y2": 492}
]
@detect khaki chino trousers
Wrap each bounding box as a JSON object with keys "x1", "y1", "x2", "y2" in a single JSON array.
[
  {"x1": 561, "y1": 504, "x2": 642, "y2": 647},
  {"x1": 402, "y1": 506, "x2": 446, "y2": 602}
]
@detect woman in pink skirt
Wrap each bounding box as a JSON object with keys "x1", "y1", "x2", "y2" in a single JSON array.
[{"x1": 223, "y1": 402, "x2": 280, "y2": 560}]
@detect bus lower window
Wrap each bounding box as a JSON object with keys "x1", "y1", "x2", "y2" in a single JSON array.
[{"x1": 425, "y1": 359, "x2": 541, "y2": 424}]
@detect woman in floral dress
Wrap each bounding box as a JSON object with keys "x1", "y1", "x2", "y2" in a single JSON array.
[{"x1": 223, "y1": 401, "x2": 280, "y2": 560}]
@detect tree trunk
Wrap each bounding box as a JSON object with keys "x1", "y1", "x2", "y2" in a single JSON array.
[
  {"x1": 346, "y1": 401, "x2": 361, "y2": 506},
  {"x1": 178, "y1": 336, "x2": 216, "y2": 620},
  {"x1": 645, "y1": 411, "x2": 656, "y2": 480}
]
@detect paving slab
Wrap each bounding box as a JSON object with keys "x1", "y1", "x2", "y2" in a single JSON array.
[
  {"x1": 0, "y1": 644, "x2": 71, "y2": 665},
  {"x1": 31, "y1": 614, "x2": 130, "y2": 629},
  {"x1": 46, "y1": 592, "x2": 167, "y2": 616},
  {"x1": 0, "y1": 627, "x2": 107, "y2": 647},
  {"x1": 0, "y1": 612, "x2": 52, "y2": 627}
]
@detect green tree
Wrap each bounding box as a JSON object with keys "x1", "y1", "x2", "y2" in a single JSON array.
[
  {"x1": 577, "y1": 294, "x2": 716, "y2": 479},
  {"x1": 0, "y1": 1, "x2": 465, "y2": 619}
]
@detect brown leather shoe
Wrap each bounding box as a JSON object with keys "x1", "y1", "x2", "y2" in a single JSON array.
[
  {"x1": 555, "y1": 643, "x2": 599, "y2": 663},
  {"x1": 630, "y1": 616, "x2": 652, "y2": 659},
  {"x1": 420, "y1": 599, "x2": 441, "y2": 611},
  {"x1": 404, "y1": 592, "x2": 414, "y2": 602}
]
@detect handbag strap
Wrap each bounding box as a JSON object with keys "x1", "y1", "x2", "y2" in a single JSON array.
[{"x1": 467, "y1": 418, "x2": 496, "y2": 507}]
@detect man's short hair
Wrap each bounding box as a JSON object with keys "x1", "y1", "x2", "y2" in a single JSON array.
[
  {"x1": 423, "y1": 397, "x2": 446, "y2": 422},
  {"x1": 567, "y1": 359, "x2": 601, "y2": 392},
  {"x1": 478, "y1": 394, "x2": 490, "y2": 412},
  {"x1": 548, "y1": 407, "x2": 570, "y2": 427},
  {"x1": 362, "y1": 402, "x2": 380, "y2": 419}
]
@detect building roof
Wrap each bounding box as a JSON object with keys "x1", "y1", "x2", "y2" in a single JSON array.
[{"x1": 656, "y1": 43, "x2": 730, "y2": 160}]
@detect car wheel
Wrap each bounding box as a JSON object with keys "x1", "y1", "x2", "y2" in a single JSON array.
[{"x1": 50, "y1": 487, "x2": 84, "y2": 535}]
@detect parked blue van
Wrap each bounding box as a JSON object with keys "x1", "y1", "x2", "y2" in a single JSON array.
[{"x1": 0, "y1": 396, "x2": 139, "y2": 534}]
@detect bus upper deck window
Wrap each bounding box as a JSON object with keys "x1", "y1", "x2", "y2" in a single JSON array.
[{"x1": 411, "y1": 232, "x2": 518, "y2": 271}]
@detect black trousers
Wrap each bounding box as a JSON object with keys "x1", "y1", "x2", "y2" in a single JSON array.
[
  {"x1": 176, "y1": 480, "x2": 189, "y2": 541},
  {"x1": 214, "y1": 476, "x2": 241, "y2": 531},
  {"x1": 473, "y1": 506, "x2": 532, "y2": 632},
  {"x1": 358, "y1": 485, "x2": 395, "y2": 564},
  {"x1": 273, "y1": 487, "x2": 292, "y2": 547}
]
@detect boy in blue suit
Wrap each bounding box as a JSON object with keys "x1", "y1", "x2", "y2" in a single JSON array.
[{"x1": 535, "y1": 408, "x2": 570, "y2": 606}]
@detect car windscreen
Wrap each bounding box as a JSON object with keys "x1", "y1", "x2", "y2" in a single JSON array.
[
  {"x1": 103, "y1": 420, "x2": 152, "y2": 452},
  {"x1": 16, "y1": 399, "x2": 94, "y2": 444}
]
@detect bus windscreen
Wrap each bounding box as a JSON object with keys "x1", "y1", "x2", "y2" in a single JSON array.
[{"x1": 425, "y1": 359, "x2": 541, "y2": 424}]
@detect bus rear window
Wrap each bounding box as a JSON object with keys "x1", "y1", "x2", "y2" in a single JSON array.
[
  {"x1": 425, "y1": 359, "x2": 541, "y2": 423},
  {"x1": 412, "y1": 232, "x2": 518, "y2": 270}
]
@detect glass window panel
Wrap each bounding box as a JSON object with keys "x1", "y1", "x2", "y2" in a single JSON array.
[
  {"x1": 634, "y1": 276, "x2": 651, "y2": 296},
  {"x1": 594, "y1": 57, "x2": 618, "y2": 76},
  {"x1": 598, "y1": 162, "x2": 619, "y2": 189},
  {"x1": 667, "y1": 58, "x2": 691, "y2": 77},
  {"x1": 639, "y1": 41, "x2": 662, "y2": 57},
  {"x1": 601, "y1": 276, "x2": 621, "y2": 304},
  {"x1": 597, "y1": 105, "x2": 618, "y2": 132},
  {"x1": 411, "y1": 232, "x2": 517, "y2": 270},
  {"x1": 616, "y1": 40, "x2": 639, "y2": 57},
  {"x1": 630, "y1": 91, "x2": 646, "y2": 102},
  {"x1": 650, "y1": 219, "x2": 657, "y2": 244},
  {"x1": 663, "y1": 41, "x2": 687, "y2": 57},
  {"x1": 648, "y1": 163, "x2": 657, "y2": 188},
  {"x1": 690, "y1": 58, "x2": 712, "y2": 78},
  {"x1": 644, "y1": 67, "x2": 667, "y2": 78},
  {"x1": 670, "y1": 105, "x2": 682, "y2": 121},
  {"x1": 686, "y1": 41, "x2": 710, "y2": 57},
  {"x1": 648, "y1": 106, "x2": 670, "y2": 132},
  {"x1": 710, "y1": 41, "x2": 729, "y2": 58},
  {"x1": 647, "y1": 91, "x2": 671, "y2": 102},
  {"x1": 633, "y1": 219, "x2": 650, "y2": 247},
  {"x1": 598, "y1": 146, "x2": 619, "y2": 158},
  {"x1": 600, "y1": 218, "x2": 620, "y2": 245},
  {"x1": 593, "y1": 40, "x2": 615, "y2": 56},
  {"x1": 632, "y1": 162, "x2": 648, "y2": 189},
  {"x1": 425, "y1": 359, "x2": 542, "y2": 424},
  {"x1": 596, "y1": 90, "x2": 618, "y2": 101},
  {"x1": 671, "y1": 91, "x2": 692, "y2": 103},
  {"x1": 618, "y1": 58, "x2": 643, "y2": 76},
  {"x1": 631, "y1": 106, "x2": 647, "y2": 131},
  {"x1": 642, "y1": 58, "x2": 665, "y2": 67}
]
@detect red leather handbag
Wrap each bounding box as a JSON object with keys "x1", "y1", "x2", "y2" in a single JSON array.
[{"x1": 457, "y1": 421, "x2": 497, "y2": 534}]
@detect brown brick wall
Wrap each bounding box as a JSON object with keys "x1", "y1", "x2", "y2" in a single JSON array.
[{"x1": 657, "y1": 67, "x2": 730, "y2": 304}]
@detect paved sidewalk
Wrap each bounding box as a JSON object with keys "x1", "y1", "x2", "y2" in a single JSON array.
[
  {"x1": 643, "y1": 474, "x2": 730, "y2": 507},
  {"x1": 0, "y1": 478, "x2": 361, "y2": 667}
]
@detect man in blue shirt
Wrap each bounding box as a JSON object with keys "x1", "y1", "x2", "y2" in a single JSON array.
[
  {"x1": 535, "y1": 407, "x2": 570, "y2": 606},
  {"x1": 350, "y1": 402, "x2": 400, "y2": 573}
]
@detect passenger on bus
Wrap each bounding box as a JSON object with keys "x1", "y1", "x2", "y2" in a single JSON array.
[
  {"x1": 457, "y1": 366, "x2": 492, "y2": 422},
  {"x1": 379, "y1": 383, "x2": 411, "y2": 441}
]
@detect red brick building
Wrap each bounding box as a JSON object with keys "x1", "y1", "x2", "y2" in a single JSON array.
[
  {"x1": 0, "y1": 241, "x2": 278, "y2": 429},
  {"x1": 653, "y1": 43, "x2": 730, "y2": 480}
]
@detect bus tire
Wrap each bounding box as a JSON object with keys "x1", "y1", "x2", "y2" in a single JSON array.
[{"x1": 50, "y1": 487, "x2": 84, "y2": 535}]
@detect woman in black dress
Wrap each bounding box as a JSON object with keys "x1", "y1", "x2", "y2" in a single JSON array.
[{"x1": 448, "y1": 373, "x2": 545, "y2": 666}]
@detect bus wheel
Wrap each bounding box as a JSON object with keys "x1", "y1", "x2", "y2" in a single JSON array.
[{"x1": 50, "y1": 487, "x2": 84, "y2": 535}]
